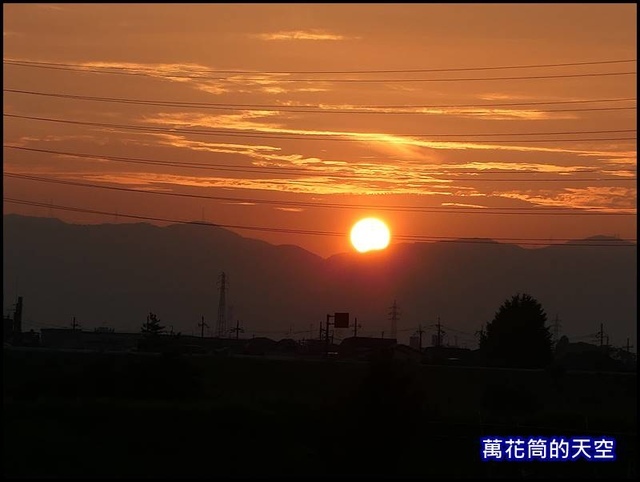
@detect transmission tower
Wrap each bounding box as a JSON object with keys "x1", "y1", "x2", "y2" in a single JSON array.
[
  {"x1": 388, "y1": 300, "x2": 400, "y2": 340},
  {"x1": 216, "y1": 272, "x2": 228, "y2": 338}
]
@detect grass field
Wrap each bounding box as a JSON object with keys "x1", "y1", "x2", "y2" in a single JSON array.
[{"x1": 3, "y1": 348, "x2": 637, "y2": 478}]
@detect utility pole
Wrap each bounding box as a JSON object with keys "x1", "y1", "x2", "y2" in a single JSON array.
[
  {"x1": 416, "y1": 324, "x2": 425, "y2": 350},
  {"x1": 198, "y1": 315, "x2": 208, "y2": 338},
  {"x1": 388, "y1": 300, "x2": 399, "y2": 340},
  {"x1": 71, "y1": 316, "x2": 79, "y2": 331},
  {"x1": 353, "y1": 317, "x2": 361, "y2": 338},
  {"x1": 324, "y1": 314, "x2": 335, "y2": 357},
  {"x1": 432, "y1": 316, "x2": 445, "y2": 348},
  {"x1": 230, "y1": 320, "x2": 244, "y2": 340},
  {"x1": 13, "y1": 297, "x2": 23, "y2": 334},
  {"x1": 596, "y1": 323, "x2": 606, "y2": 348},
  {"x1": 216, "y1": 272, "x2": 228, "y2": 338}
]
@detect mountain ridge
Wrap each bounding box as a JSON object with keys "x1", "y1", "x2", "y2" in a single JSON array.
[{"x1": 3, "y1": 214, "x2": 636, "y2": 346}]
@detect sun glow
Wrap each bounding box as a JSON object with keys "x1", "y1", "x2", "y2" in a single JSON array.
[{"x1": 350, "y1": 217, "x2": 391, "y2": 253}]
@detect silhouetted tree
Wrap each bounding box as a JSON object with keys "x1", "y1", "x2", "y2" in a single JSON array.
[
  {"x1": 480, "y1": 293, "x2": 553, "y2": 368},
  {"x1": 141, "y1": 312, "x2": 165, "y2": 336}
]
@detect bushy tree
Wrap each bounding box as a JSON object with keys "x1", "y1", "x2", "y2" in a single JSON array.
[
  {"x1": 480, "y1": 293, "x2": 553, "y2": 368},
  {"x1": 141, "y1": 312, "x2": 165, "y2": 336}
]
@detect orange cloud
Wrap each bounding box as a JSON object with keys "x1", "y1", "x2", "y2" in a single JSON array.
[
  {"x1": 441, "y1": 202, "x2": 489, "y2": 208},
  {"x1": 495, "y1": 186, "x2": 636, "y2": 212},
  {"x1": 143, "y1": 111, "x2": 632, "y2": 163},
  {"x1": 274, "y1": 207, "x2": 305, "y2": 212},
  {"x1": 254, "y1": 30, "x2": 351, "y2": 41}
]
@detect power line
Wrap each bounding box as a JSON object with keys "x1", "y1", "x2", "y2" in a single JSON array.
[
  {"x1": 4, "y1": 197, "x2": 636, "y2": 246},
  {"x1": 5, "y1": 156, "x2": 637, "y2": 187},
  {"x1": 3, "y1": 146, "x2": 321, "y2": 177},
  {"x1": 4, "y1": 114, "x2": 637, "y2": 143},
  {"x1": 4, "y1": 88, "x2": 637, "y2": 113},
  {"x1": 3, "y1": 57, "x2": 636, "y2": 74},
  {"x1": 4, "y1": 173, "x2": 636, "y2": 216},
  {"x1": 7, "y1": 145, "x2": 636, "y2": 177},
  {"x1": 2, "y1": 59, "x2": 636, "y2": 82},
  {"x1": 4, "y1": 113, "x2": 635, "y2": 138}
]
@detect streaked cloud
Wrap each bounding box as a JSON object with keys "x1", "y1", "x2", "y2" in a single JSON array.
[
  {"x1": 37, "y1": 4, "x2": 66, "y2": 11},
  {"x1": 254, "y1": 30, "x2": 351, "y2": 41},
  {"x1": 143, "y1": 111, "x2": 632, "y2": 163},
  {"x1": 277, "y1": 101, "x2": 575, "y2": 120},
  {"x1": 495, "y1": 186, "x2": 637, "y2": 212},
  {"x1": 7, "y1": 59, "x2": 329, "y2": 96},
  {"x1": 274, "y1": 207, "x2": 305, "y2": 212},
  {"x1": 478, "y1": 92, "x2": 540, "y2": 101},
  {"x1": 441, "y1": 202, "x2": 488, "y2": 209}
]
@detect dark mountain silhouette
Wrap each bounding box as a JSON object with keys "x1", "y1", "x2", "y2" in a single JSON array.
[{"x1": 2, "y1": 214, "x2": 636, "y2": 345}]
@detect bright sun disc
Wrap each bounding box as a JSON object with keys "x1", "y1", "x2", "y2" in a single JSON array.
[{"x1": 350, "y1": 217, "x2": 391, "y2": 253}]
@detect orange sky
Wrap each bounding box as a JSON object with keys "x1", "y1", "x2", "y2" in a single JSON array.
[{"x1": 3, "y1": 3, "x2": 637, "y2": 257}]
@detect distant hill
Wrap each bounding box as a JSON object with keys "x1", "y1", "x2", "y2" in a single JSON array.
[{"x1": 3, "y1": 214, "x2": 636, "y2": 346}]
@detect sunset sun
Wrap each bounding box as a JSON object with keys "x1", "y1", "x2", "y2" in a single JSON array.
[{"x1": 350, "y1": 217, "x2": 391, "y2": 253}]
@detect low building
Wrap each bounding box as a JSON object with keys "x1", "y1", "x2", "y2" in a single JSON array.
[
  {"x1": 338, "y1": 336, "x2": 397, "y2": 360},
  {"x1": 275, "y1": 338, "x2": 299, "y2": 356},
  {"x1": 3, "y1": 316, "x2": 14, "y2": 344},
  {"x1": 40, "y1": 328, "x2": 140, "y2": 351},
  {"x1": 298, "y1": 338, "x2": 339, "y2": 357},
  {"x1": 555, "y1": 338, "x2": 625, "y2": 371},
  {"x1": 243, "y1": 337, "x2": 278, "y2": 356},
  {"x1": 389, "y1": 344, "x2": 422, "y2": 363}
]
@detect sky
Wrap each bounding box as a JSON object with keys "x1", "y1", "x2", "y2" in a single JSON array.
[{"x1": 3, "y1": 3, "x2": 637, "y2": 258}]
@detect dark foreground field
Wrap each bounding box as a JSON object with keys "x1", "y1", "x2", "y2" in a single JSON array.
[{"x1": 3, "y1": 348, "x2": 637, "y2": 478}]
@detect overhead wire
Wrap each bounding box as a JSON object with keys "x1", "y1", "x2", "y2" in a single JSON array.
[
  {"x1": 4, "y1": 59, "x2": 635, "y2": 244},
  {"x1": 3, "y1": 57, "x2": 636, "y2": 74},
  {"x1": 3, "y1": 88, "x2": 637, "y2": 114},
  {"x1": 2, "y1": 59, "x2": 636, "y2": 82},
  {"x1": 4, "y1": 173, "x2": 636, "y2": 216},
  {"x1": 7, "y1": 145, "x2": 636, "y2": 177},
  {"x1": 4, "y1": 114, "x2": 637, "y2": 143},
  {"x1": 4, "y1": 152, "x2": 637, "y2": 184},
  {"x1": 3, "y1": 197, "x2": 636, "y2": 246}
]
